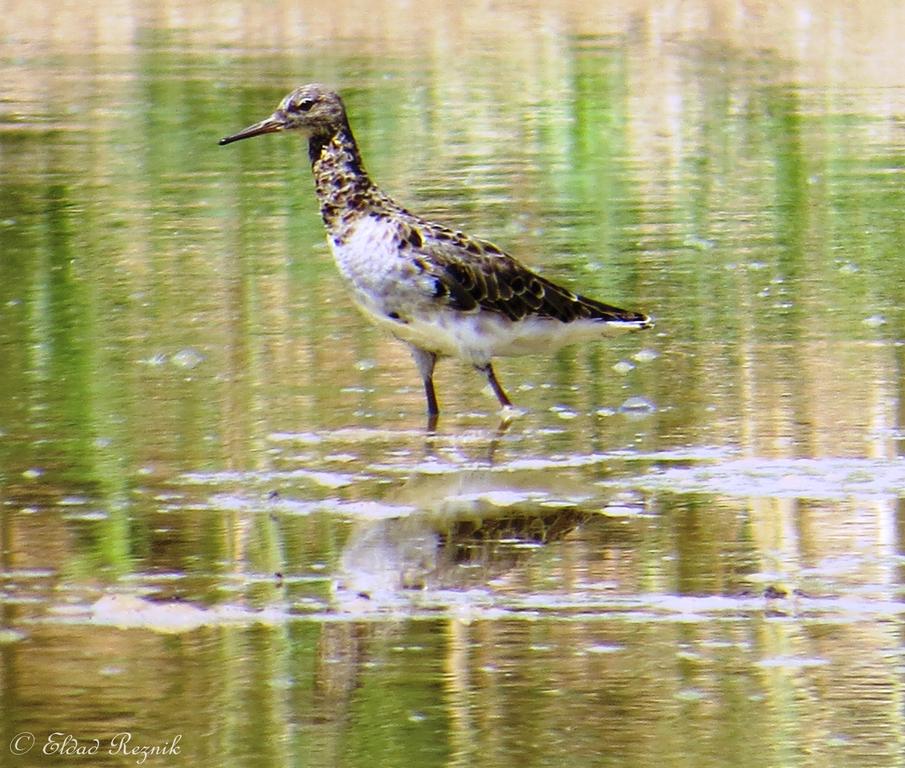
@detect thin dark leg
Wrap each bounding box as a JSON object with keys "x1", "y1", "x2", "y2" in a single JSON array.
[
  {"x1": 409, "y1": 346, "x2": 439, "y2": 416},
  {"x1": 476, "y1": 362, "x2": 513, "y2": 408},
  {"x1": 423, "y1": 376, "x2": 439, "y2": 417}
]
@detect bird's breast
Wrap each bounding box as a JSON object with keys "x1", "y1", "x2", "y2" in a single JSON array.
[
  {"x1": 329, "y1": 214, "x2": 405, "y2": 288},
  {"x1": 326, "y1": 214, "x2": 431, "y2": 320}
]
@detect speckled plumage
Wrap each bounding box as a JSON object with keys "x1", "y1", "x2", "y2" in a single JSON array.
[{"x1": 221, "y1": 83, "x2": 652, "y2": 420}]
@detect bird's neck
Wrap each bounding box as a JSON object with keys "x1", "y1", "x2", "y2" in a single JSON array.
[{"x1": 308, "y1": 123, "x2": 380, "y2": 234}]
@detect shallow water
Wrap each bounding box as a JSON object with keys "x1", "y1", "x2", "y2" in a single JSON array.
[{"x1": 1, "y1": 2, "x2": 904, "y2": 766}]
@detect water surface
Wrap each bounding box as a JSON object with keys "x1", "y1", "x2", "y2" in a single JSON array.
[{"x1": 1, "y1": 2, "x2": 903, "y2": 766}]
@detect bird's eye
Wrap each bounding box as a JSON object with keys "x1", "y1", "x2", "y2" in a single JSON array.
[{"x1": 297, "y1": 99, "x2": 315, "y2": 112}]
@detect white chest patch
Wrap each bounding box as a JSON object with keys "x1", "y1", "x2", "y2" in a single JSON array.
[
  {"x1": 327, "y1": 215, "x2": 425, "y2": 320},
  {"x1": 330, "y1": 215, "x2": 403, "y2": 289}
]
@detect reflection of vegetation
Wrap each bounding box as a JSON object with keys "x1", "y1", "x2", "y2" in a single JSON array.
[{"x1": 0, "y1": 30, "x2": 899, "y2": 571}]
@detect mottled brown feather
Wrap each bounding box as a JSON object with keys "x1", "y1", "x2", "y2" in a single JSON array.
[{"x1": 399, "y1": 222, "x2": 648, "y2": 326}]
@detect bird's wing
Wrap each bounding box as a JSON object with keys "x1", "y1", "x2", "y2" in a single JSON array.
[{"x1": 398, "y1": 220, "x2": 650, "y2": 326}]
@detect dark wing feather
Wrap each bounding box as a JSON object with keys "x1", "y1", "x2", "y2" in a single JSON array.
[{"x1": 405, "y1": 223, "x2": 650, "y2": 326}]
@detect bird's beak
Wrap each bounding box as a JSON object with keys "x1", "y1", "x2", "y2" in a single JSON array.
[{"x1": 219, "y1": 113, "x2": 286, "y2": 145}]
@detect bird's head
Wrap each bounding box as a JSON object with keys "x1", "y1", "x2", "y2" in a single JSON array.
[{"x1": 219, "y1": 83, "x2": 346, "y2": 145}]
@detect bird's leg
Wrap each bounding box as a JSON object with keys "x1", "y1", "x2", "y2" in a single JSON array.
[
  {"x1": 476, "y1": 362, "x2": 513, "y2": 409},
  {"x1": 409, "y1": 346, "x2": 439, "y2": 418}
]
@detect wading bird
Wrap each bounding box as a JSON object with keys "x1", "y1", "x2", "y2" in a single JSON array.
[{"x1": 220, "y1": 84, "x2": 651, "y2": 425}]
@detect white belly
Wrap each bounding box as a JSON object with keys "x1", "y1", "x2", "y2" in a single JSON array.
[{"x1": 362, "y1": 301, "x2": 639, "y2": 365}]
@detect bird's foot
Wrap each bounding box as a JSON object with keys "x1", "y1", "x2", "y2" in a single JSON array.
[{"x1": 497, "y1": 404, "x2": 526, "y2": 425}]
